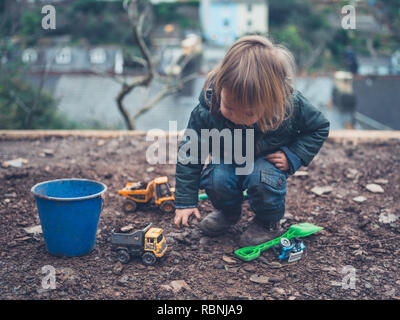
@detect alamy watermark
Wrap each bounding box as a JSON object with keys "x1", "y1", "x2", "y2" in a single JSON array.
[
  {"x1": 341, "y1": 5, "x2": 356, "y2": 30},
  {"x1": 341, "y1": 265, "x2": 357, "y2": 290},
  {"x1": 145, "y1": 121, "x2": 255, "y2": 175},
  {"x1": 41, "y1": 5, "x2": 56, "y2": 30},
  {"x1": 41, "y1": 265, "x2": 56, "y2": 290}
]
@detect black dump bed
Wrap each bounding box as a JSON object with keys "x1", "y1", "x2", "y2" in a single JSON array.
[
  {"x1": 111, "y1": 230, "x2": 144, "y2": 247},
  {"x1": 111, "y1": 223, "x2": 152, "y2": 247}
]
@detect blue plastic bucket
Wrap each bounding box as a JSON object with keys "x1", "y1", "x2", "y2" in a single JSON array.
[{"x1": 31, "y1": 178, "x2": 107, "y2": 257}]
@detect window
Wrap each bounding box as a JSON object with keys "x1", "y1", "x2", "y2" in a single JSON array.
[
  {"x1": 90, "y1": 48, "x2": 106, "y2": 64},
  {"x1": 247, "y1": 20, "x2": 252, "y2": 27},
  {"x1": 223, "y1": 19, "x2": 230, "y2": 27},
  {"x1": 55, "y1": 48, "x2": 71, "y2": 64},
  {"x1": 22, "y1": 48, "x2": 38, "y2": 63},
  {"x1": 248, "y1": 4, "x2": 252, "y2": 12}
]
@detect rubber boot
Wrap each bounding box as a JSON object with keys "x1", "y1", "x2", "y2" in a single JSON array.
[
  {"x1": 239, "y1": 218, "x2": 282, "y2": 247},
  {"x1": 199, "y1": 207, "x2": 241, "y2": 237}
]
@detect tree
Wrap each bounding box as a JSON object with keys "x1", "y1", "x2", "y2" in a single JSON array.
[{"x1": 111, "y1": 0, "x2": 199, "y2": 130}]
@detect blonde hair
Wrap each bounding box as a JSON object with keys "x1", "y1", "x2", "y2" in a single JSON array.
[{"x1": 204, "y1": 35, "x2": 296, "y2": 132}]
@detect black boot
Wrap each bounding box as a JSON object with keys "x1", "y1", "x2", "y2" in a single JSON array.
[
  {"x1": 239, "y1": 218, "x2": 282, "y2": 247},
  {"x1": 199, "y1": 207, "x2": 241, "y2": 237}
]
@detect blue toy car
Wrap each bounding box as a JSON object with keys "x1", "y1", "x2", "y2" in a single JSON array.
[{"x1": 275, "y1": 237, "x2": 306, "y2": 262}]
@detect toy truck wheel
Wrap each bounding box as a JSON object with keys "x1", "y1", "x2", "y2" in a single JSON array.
[
  {"x1": 142, "y1": 252, "x2": 156, "y2": 266},
  {"x1": 160, "y1": 200, "x2": 175, "y2": 214},
  {"x1": 117, "y1": 249, "x2": 130, "y2": 264},
  {"x1": 123, "y1": 200, "x2": 137, "y2": 214},
  {"x1": 280, "y1": 237, "x2": 291, "y2": 248}
]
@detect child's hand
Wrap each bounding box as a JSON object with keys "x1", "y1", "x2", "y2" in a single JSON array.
[
  {"x1": 265, "y1": 151, "x2": 289, "y2": 171},
  {"x1": 174, "y1": 207, "x2": 201, "y2": 229}
]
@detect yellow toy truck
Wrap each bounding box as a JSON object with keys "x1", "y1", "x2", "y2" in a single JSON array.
[
  {"x1": 117, "y1": 176, "x2": 175, "y2": 214},
  {"x1": 111, "y1": 223, "x2": 167, "y2": 266}
]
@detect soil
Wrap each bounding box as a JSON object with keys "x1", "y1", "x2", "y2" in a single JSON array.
[{"x1": 0, "y1": 135, "x2": 399, "y2": 300}]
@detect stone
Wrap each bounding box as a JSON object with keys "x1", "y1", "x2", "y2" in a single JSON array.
[
  {"x1": 366, "y1": 184, "x2": 384, "y2": 193},
  {"x1": 113, "y1": 262, "x2": 124, "y2": 275},
  {"x1": 243, "y1": 264, "x2": 256, "y2": 272},
  {"x1": 353, "y1": 196, "x2": 367, "y2": 203},
  {"x1": 311, "y1": 186, "x2": 333, "y2": 196},
  {"x1": 2, "y1": 158, "x2": 27, "y2": 168},
  {"x1": 273, "y1": 288, "x2": 286, "y2": 296},
  {"x1": 162, "y1": 280, "x2": 191, "y2": 293},
  {"x1": 222, "y1": 255, "x2": 236, "y2": 264},
  {"x1": 23, "y1": 225, "x2": 42, "y2": 235},
  {"x1": 378, "y1": 212, "x2": 398, "y2": 224},
  {"x1": 373, "y1": 178, "x2": 388, "y2": 185},
  {"x1": 120, "y1": 224, "x2": 134, "y2": 232},
  {"x1": 249, "y1": 274, "x2": 269, "y2": 284},
  {"x1": 294, "y1": 171, "x2": 308, "y2": 177}
]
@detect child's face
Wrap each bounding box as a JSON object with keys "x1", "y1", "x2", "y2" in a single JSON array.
[{"x1": 220, "y1": 89, "x2": 261, "y2": 126}]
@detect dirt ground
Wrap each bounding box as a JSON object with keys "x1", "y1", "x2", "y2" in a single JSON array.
[{"x1": 0, "y1": 134, "x2": 399, "y2": 300}]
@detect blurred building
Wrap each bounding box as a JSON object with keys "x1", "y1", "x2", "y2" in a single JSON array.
[
  {"x1": 200, "y1": 0, "x2": 269, "y2": 46},
  {"x1": 21, "y1": 45, "x2": 124, "y2": 74}
]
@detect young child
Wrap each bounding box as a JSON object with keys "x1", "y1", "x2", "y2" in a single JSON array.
[{"x1": 173, "y1": 35, "x2": 330, "y2": 246}]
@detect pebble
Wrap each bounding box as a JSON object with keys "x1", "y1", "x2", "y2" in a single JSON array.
[
  {"x1": 273, "y1": 288, "x2": 286, "y2": 296},
  {"x1": 366, "y1": 184, "x2": 384, "y2": 193},
  {"x1": 113, "y1": 262, "x2": 124, "y2": 275},
  {"x1": 249, "y1": 274, "x2": 269, "y2": 284},
  {"x1": 311, "y1": 186, "x2": 333, "y2": 196},
  {"x1": 243, "y1": 264, "x2": 256, "y2": 272},
  {"x1": 353, "y1": 196, "x2": 367, "y2": 203},
  {"x1": 214, "y1": 263, "x2": 225, "y2": 270}
]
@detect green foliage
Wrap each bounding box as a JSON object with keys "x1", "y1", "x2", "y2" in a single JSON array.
[
  {"x1": 0, "y1": 65, "x2": 78, "y2": 129},
  {"x1": 20, "y1": 10, "x2": 41, "y2": 37},
  {"x1": 154, "y1": 2, "x2": 199, "y2": 30}
]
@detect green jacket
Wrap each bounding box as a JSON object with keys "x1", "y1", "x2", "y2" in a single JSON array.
[{"x1": 174, "y1": 86, "x2": 330, "y2": 207}]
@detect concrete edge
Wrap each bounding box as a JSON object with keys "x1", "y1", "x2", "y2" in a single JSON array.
[{"x1": 0, "y1": 130, "x2": 400, "y2": 143}]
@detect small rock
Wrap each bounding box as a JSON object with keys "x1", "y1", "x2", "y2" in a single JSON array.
[
  {"x1": 113, "y1": 262, "x2": 124, "y2": 275},
  {"x1": 167, "y1": 280, "x2": 191, "y2": 293},
  {"x1": 345, "y1": 168, "x2": 358, "y2": 179},
  {"x1": 373, "y1": 178, "x2": 388, "y2": 185},
  {"x1": 117, "y1": 275, "x2": 130, "y2": 285},
  {"x1": 284, "y1": 212, "x2": 294, "y2": 219},
  {"x1": 97, "y1": 140, "x2": 106, "y2": 146},
  {"x1": 269, "y1": 275, "x2": 285, "y2": 282},
  {"x1": 366, "y1": 184, "x2": 384, "y2": 193},
  {"x1": 364, "y1": 282, "x2": 372, "y2": 289},
  {"x1": 273, "y1": 288, "x2": 285, "y2": 296},
  {"x1": 378, "y1": 212, "x2": 398, "y2": 224},
  {"x1": 294, "y1": 171, "x2": 308, "y2": 177},
  {"x1": 222, "y1": 255, "x2": 236, "y2": 264},
  {"x1": 2, "y1": 158, "x2": 27, "y2": 168},
  {"x1": 353, "y1": 196, "x2": 367, "y2": 203},
  {"x1": 243, "y1": 264, "x2": 256, "y2": 272},
  {"x1": 146, "y1": 167, "x2": 155, "y2": 173},
  {"x1": 311, "y1": 186, "x2": 333, "y2": 196},
  {"x1": 249, "y1": 274, "x2": 269, "y2": 284},
  {"x1": 214, "y1": 263, "x2": 225, "y2": 270},
  {"x1": 266, "y1": 261, "x2": 282, "y2": 269},
  {"x1": 120, "y1": 224, "x2": 134, "y2": 232},
  {"x1": 42, "y1": 149, "x2": 54, "y2": 157},
  {"x1": 23, "y1": 225, "x2": 42, "y2": 235},
  {"x1": 4, "y1": 192, "x2": 17, "y2": 198}
]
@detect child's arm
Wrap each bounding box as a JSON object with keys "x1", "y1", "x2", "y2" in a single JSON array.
[
  {"x1": 174, "y1": 104, "x2": 209, "y2": 227},
  {"x1": 284, "y1": 91, "x2": 330, "y2": 167}
]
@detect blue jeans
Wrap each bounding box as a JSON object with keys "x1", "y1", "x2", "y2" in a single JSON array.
[{"x1": 199, "y1": 157, "x2": 289, "y2": 223}]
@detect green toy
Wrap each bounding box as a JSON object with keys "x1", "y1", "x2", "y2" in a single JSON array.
[
  {"x1": 234, "y1": 223, "x2": 323, "y2": 262},
  {"x1": 198, "y1": 190, "x2": 248, "y2": 201}
]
